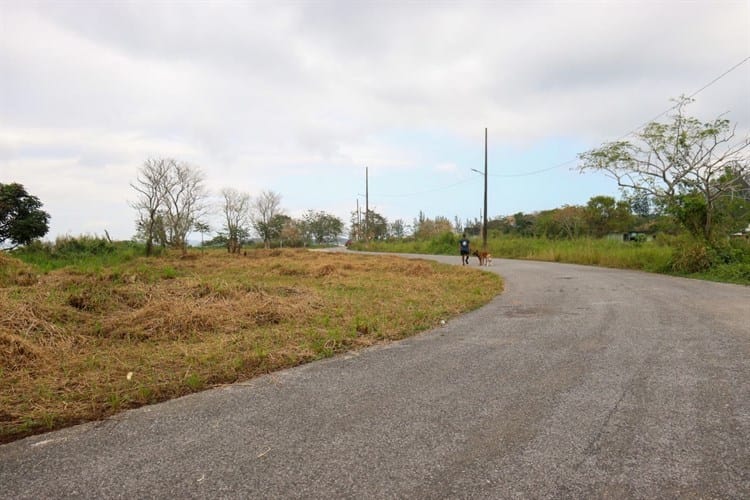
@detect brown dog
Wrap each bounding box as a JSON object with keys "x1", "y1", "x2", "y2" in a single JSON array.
[{"x1": 472, "y1": 250, "x2": 492, "y2": 266}]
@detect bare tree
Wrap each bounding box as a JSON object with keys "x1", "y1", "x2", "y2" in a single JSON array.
[
  {"x1": 220, "y1": 188, "x2": 251, "y2": 254},
  {"x1": 130, "y1": 158, "x2": 173, "y2": 256},
  {"x1": 251, "y1": 190, "x2": 283, "y2": 248},
  {"x1": 162, "y1": 162, "x2": 208, "y2": 254},
  {"x1": 131, "y1": 158, "x2": 207, "y2": 255}
]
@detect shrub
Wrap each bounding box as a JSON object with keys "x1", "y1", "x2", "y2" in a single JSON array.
[
  {"x1": 669, "y1": 238, "x2": 714, "y2": 273},
  {"x1": 426, "y1": 232, "x2": 459, "y2": 255},
  {"x1": 11, "y1": 235, "x2": 143, "y2": 272}
]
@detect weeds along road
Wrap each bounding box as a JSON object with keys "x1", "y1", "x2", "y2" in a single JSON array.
[{"x1": 1, "y1": 253, "x2": 749, "y2": 499}]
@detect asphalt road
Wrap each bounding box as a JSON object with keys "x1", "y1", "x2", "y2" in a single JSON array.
[{"x1": 1, "y1": 255, "x2": 749, "y2": 499}]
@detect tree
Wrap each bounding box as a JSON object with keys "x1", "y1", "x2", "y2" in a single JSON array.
[
  {"x1": 414, "y1": 215, "x2": 453, "y2": 240},
  {"x1": 554, "y1": 205, "x2": 587, "y2": 239},
  {"x1": 220, "y1": 188, "x2": 251, "y2": 254},
  {"x1": 193, "y1": 221, "x2": 211, "y2": 248},
  {"x1": 625, "y1": 190, "x2": 653, "y2": 219},
  {"x1": 364, "y1": 210, "x2": 389, "y2": 240},
  {"x1": 0, "y1": 183, "x2": 50, "y2": 248},
  {"x1": 268, "y1": 213, "x2": 289, "y2": 246},
  {"x1": 512, "y1": 212, "x2": 535, "y2": 236},
  {"x1": 303, "y1": 210, "x2": 344, "y2": 245},
  {"x1": 251, "y1": 190, "x2": 283, "y2": 248},
  {"x1": 130, "y1": 158, "x2": 207, "y2": 255},
  {"x1": 389, "y1": 218, "x2": 406, "y2": 239},
  {"x1": 584, "y1": 195, "x2": 633, "y2": 237},
  {"x1": 280, "y1": 216, "x2": 304, "y2": 247},
  {"x1": 162, "y1": 162, "x2": 207, "y2": 254},
  {"x1": 534, "y1": 206, "x2": 586, "y2": 239},
  {"x1": 130, "y1": 158, "x2": 172, "y2": 256},
  {"x1": 579, "y1": 97, "x2": 749, "y2": 241}
]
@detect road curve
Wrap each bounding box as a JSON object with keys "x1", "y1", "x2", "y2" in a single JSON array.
[{"x1": 1, "y1": 255, "x2": 749, "y2": 499}]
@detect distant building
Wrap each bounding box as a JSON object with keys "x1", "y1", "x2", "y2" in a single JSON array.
[{"x1": 606, "y1": 232, "x2": 653, "y2": 242}]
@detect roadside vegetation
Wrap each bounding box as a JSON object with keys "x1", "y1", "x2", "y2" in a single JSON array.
[
  {"x1": 352, "y1": 233, "x2": 750, "y2": 285},
  {"x1": 0, "y1": 237, "x2": 502, "y2": 443}
]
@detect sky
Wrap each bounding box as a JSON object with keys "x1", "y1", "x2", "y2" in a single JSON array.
[{"x1": 1, "y1": 0, "x2": 749, "y2": 241}]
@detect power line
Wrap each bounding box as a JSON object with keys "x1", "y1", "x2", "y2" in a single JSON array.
[
  {"x1": 688, "y1": 56, "x2": 750, "y2": 99},
  {"x1": 496, "y1": 55, "x2": 750, "y2": 178},
  {"x1": 365, "y1": 56, "x2": 750, "y2": 195},
  {"x1": 488, "y1": 158, "x2": 577, "y2": 178},
  {"x1": 619, "y1": 55, "x2": 750, "y2": 140}
]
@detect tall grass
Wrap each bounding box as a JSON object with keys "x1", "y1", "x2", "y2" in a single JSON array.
[
  {"x1": 356, "y1": 235, "x2": 674, "y2": 273},
  {"x1": 10, "y1": 235, "x2": 144, "y2": 273},
  {"x1": 353, "y1": 234, "x2": 750, "y2": 284}
]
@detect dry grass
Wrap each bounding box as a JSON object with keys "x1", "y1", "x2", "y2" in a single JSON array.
[{"x1": 0, "y1": 248, "x2": 502, "y2": 442}]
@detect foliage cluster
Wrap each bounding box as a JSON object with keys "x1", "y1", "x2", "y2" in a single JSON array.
[{"x1": 0, "y1": 183, "x2": 50, "y2": 248}]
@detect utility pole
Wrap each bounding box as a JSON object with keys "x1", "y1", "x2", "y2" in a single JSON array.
[
  {"x1": 356, "y1": 198, "x2": 361, "y2": 241},
  {"x1": 483, "y1": 127, "x2": 488, "y2": 250},
  {"x1": 365, "y1": 166, "x2": 369, "y2": 242}
]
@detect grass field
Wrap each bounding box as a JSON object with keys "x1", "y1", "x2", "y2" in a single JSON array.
[{"x1": 0, "y1": 248, "x2": 503, "y2": 443}]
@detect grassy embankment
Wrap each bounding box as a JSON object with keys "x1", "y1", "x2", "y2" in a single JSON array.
[
  {"x1": 0, "y1": 240, "x2": 502, "y2": 443},
  {"x1": 353, "y1": 233, "x2": 750, "y2": 285}
]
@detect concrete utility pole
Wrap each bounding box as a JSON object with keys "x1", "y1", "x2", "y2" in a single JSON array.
[
  {"x1": 365, "y1": 167, "x2": 369, "y2": 242},
  {"x1": 483, "y1": 127, "x2": 488, "y2": 250},
  {"x1": 356, "y1": 198, "x2": 360, "y2": 241}
]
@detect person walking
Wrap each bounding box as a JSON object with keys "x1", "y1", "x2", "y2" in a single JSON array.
[{"x1": 459, "y1": 234, "x2": 470, "y2": 265}]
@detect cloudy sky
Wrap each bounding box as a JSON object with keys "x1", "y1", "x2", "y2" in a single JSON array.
[{"x1": 1, "y1": 0, "x2": 749, "y2": 241}]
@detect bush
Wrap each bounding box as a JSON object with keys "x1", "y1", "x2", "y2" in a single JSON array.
[
  {"x1": 669, "y1": 238, "x2": 714, "y2": 273},
  {"x1": 703, "y1": 263, "x2": 750, "y2": 284},
  {"x1": 426, "y1": 232, "x2": 459, "y2": 255}
]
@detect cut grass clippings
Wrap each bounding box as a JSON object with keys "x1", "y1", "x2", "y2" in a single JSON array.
[{"x1": 0, "y1": 248, "x2": 503, "y2": 443}]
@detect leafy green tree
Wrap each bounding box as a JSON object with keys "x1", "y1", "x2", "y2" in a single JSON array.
[
  {"x1": 512, "y1": 212, "x2": 535, "y2": 236},
  {"x1": 0, "y1": 183, "x2": 50, "y2": 248},
  {"x1": 579, "y1": 96, "x2": 749, "y2": 241},
  {"x1": 303, "y1": 210, "x2": 344, "y2": 244},
  {"x1": 364, "y1": 210, "x2": 389, "y2": 240},
  {"x1": 584, "y1": 196, "x2": 633, "y2": 237},
  {"x1": 625, "y1": 190, "x2": 652, "y2": 219}
]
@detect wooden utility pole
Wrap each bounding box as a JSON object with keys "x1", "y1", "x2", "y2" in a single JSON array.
[{"x1": 483, "y1": 127, "x2": 488, "y2": 250}]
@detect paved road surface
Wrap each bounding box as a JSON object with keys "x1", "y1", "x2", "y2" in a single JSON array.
[{"x1": 1, "y1": 255, "x2": 749, "y2": 499}]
